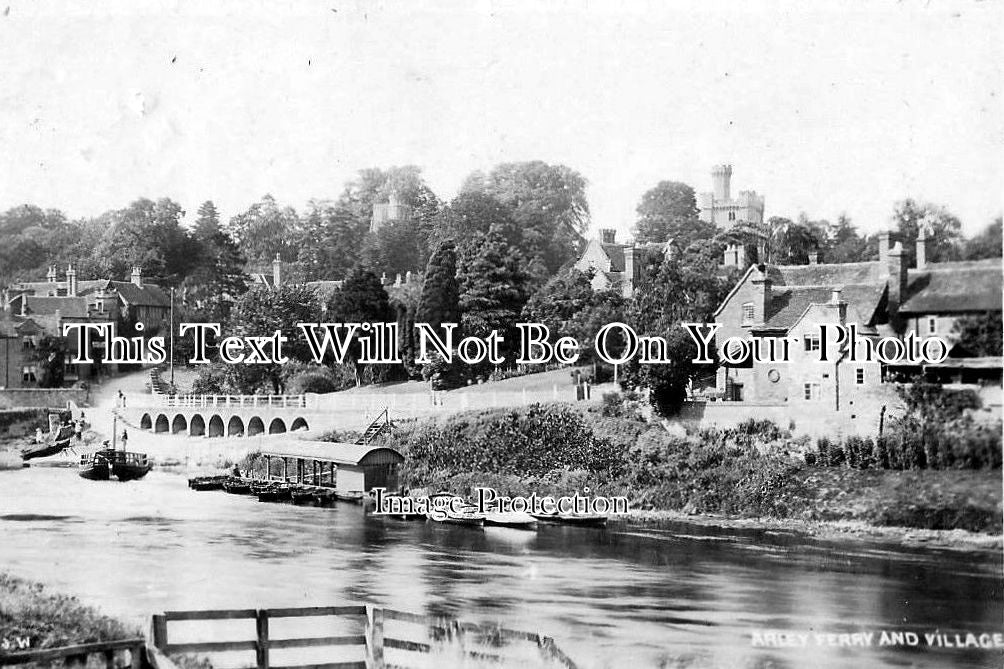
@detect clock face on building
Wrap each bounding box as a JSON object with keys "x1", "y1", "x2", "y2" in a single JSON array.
[{"x1": 768, "y1": 369, "x2": 780, "y2": 383}]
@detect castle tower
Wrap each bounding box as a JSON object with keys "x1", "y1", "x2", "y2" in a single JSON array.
[{"x1": 711, "y1": 164, "x2": 732, "y2": 201}]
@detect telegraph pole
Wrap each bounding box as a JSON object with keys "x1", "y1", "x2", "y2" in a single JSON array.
[{"x1": 169, "y1": 286, "x2": 175, "y2": 388}]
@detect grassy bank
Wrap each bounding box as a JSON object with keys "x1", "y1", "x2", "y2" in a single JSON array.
[
  {"x1": 376, "y1": 402, "x2": 1003, "y2": 535},
  {"x1": 0, "y1": 572, "x2": 139, "y2": 652}
]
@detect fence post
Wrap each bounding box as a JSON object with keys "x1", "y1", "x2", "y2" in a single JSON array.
[
  {"x1": 367, "y1": 606, "x2": 385, "y2": 669},
  {"x1": 151, "y1": 614, "x2": 167, "y2": 650},
  {"x1": 255, "y1": 609, "x2": 270, "y2": 669}
]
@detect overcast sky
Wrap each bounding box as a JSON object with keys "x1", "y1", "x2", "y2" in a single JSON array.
[{"x1": 0, "y1": 0, "x2": 1000, "y2": 238}]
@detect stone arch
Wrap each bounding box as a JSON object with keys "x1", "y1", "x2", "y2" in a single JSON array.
[
  {"x1": 190, "y1": 414, "x2": 206, "y2": 437},
  {"x1": 154, "y1": 414, "x2": 169, "y2": 434},
  {"x1": 247, "y1": 416, "x2": 265, "y2": 437},
  {"x1": 140, "y1": 413, "x2": 152, "y2": 430},
  {"x1": 268, "y1": 417, "x2": 286, "y2": 434},
  {"x1": 227, "y1": 415, "x2": 245, "y2": 437},
  {"x1": 171, "y1": 414, "x2": 187, "y2": 434},
  {"x1": 208, "y1": 415, "x2": 225, "y2": 438},
  {"x1": 290, "y1": 417, "x2": 309, "y2": 432}
]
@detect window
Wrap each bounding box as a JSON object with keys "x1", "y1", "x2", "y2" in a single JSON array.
[
  {"x1": 728, "y1": 211, "x2": 736, "y2": 221},
  {"x1": 856, "y1": 368, "x2": 865, "y2": 385},
  {"x1": 22, "y1": 366, "x2": 36, "y2": 383},
  {"x1": 927, "y1": 317, "x2": 937, "y2": 334},
  {"x1": 803, "y1": 383, "x2": 820, "y2": 401},
  {"x1": 741, "y1": 302, "x2": 754, "y2": 325},
  {"x1": 804, "y1": 335, "x2": 821, "y2": 352}
]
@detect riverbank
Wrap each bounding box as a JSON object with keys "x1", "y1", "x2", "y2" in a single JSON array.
[{"x1": 0, "y1": 572, "x2": 139, "y2": 651}]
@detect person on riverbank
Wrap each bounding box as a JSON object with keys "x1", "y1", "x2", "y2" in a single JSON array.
[
  {"x1": 117, "y1": 390, "x2": 125, "y2": 408},
  {"x1": 34, "y1": 427, "x2": 43, "y2": 444},
  {"x1": 121, "y1": 429, "x2": 128, "y2": 447},
  {"x1": 74, "y1": 420, "x2": 82, "y2": 441}
]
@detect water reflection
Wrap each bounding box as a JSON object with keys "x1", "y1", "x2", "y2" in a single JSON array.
[{"x1": 0, "y1": 468, "x2": 1000, "y2": 669}]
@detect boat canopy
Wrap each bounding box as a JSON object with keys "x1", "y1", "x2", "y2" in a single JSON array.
[{"x1": 259, "y1": 440, "x2": 404, "y2": 466}]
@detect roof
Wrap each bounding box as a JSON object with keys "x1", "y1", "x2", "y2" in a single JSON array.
[
  {"x1": 261, "y1": 440, "x2": 404, "y2": 466},
  {"x1": 109, "y1": 281, "x2": 171, "y2": 308},
  {"x1": 768, "y1": 261, "x2": 884, "y2": 287},
  {"x1": 900, "y1": 259, "x2": 1002, "y2": 314},
  {"x1": 23, "y1": 296, "x2": 90, "y2": 318},
  {"x1": 755, "y1": 283, "x2": 886, "y2": 331},
  {"x1": 599, "y1": 243, "x2": 626, "y2": 272}
]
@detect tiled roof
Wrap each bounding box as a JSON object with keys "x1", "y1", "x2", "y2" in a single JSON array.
[
  {"x1": 900, "y1": 259, "x2": 1002, "y2": 314},
  {"x1": 757, "y1": 283, "x2": 886, "y2": 331},
  {"x1": 109, "y1": 281, "x2": 171, "y2": 308},
  {"x1": 769, "y1": 261, "x2": 884, "y2": 287},
  {"x1": 599, "y1": 243, "x2": 626, "y2": 272},
  {"x1": 24, "y1": 296, "x2": 90, "y2": 318}
]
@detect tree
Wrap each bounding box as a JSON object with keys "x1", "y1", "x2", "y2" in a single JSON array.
[
  {"x1": 416, "y1": 241, "x2": 460, "y2": 334},
  {"x1": 764, "y1": 215, "x2": 826, "y2": 265},
  {"x1": 961, "y1": 216, "x2": 1002, "y2": 261},
  {"x1": 227, "y1": 284, "x2": 321, "y2": 394},
  {"x1": 621, "y1": 252, "x2": 730, "y2": 414},
  {"x1": 633, "y1": 181, "x2": 710, "y2": 247},
  {"x1": 429, "y1": 191, "x2": 519, "y2": 252},
  {"x1": 360, "y1": 217, "x2": 429, "y2": 277},
  {"x1": 181, "y1": 200, "x2": 248, "y2": 324},
  {"x1": 953, "y1": 312, "x2": 1003, "y2": 357},
  {"x1": 521, "y1": 268, "x2": 625, "y2": 363},
  {"x1": 327, "y1": 267, "x2": 394, "y2": 385},
  {"x1": 92, "y1": 198, "x2": 196, "y2": 284},
  {"x1": 298, "y1": 199, "x2": 368, "y2": 280},
  {"x1": 27, "y1": 336, "x2": 68, "y2": 388},
  {"x1": 461, "y1": 161, "x2": 589, "y2": 273},
  {"x1": 225, "y1": 195, "x2": 302, "y2": 265},
  {"x1": 824, "y1": 214, "x2": 870, "y2": 263},
  {"x1": 891, "y1": 199, "x2": 963, "y2": 267},
  {"x1": 458, "y1": 231, "x2": 529, "y2": 365}
]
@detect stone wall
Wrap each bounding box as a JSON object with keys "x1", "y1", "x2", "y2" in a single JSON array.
[{"x1": 0, "y1": 388, "x2": 89, "y2": 409}]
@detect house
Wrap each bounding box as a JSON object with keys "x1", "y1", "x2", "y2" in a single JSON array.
[
  {"x1": 574, "y1": 229, "x2": 675, "y2": 298},
  {"x1": 1, "y1": 266, "x2": 171, "y2": 385},
  {"x1": 698, "y1": 229, "x2": 1002, "y2": 436}
]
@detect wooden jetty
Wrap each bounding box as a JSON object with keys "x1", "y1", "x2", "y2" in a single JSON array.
[{"x1": 150, "y1": 604, "x2": 577, "y2": 669}]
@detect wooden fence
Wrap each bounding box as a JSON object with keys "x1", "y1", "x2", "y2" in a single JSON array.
[
  {"x1": 0, "y1": 637, "x2": 146, "y2": 669},
  {"x1": 151, "y1": 605, "x2": 577, "y2": 669}
]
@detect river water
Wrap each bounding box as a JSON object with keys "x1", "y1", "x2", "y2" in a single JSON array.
[{"x1": 1, "y1": 467, "x2": 1001, "y2": 669}]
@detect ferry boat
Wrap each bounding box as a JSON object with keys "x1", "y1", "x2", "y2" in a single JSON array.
[{"x1": 78, "y1": 449, "x2": 151, "y2": 481}]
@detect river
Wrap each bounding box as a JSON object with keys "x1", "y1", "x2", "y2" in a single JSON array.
[{"x1": 1, "y1": 467, "x2": 1001, "y2": 669}]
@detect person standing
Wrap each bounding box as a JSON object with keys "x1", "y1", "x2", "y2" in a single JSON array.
[{"x1": 121, "y1": 429, "x2": 128, "y2": 448}]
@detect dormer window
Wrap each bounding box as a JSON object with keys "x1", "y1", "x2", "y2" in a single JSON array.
[{"x1": 741, "y1": 303, "x2": 754, "y2": 325}]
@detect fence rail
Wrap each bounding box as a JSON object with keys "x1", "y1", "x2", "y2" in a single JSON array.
[
  {"x1": 163, "y1": 395, "x2": 307, "y2": 409},
  {"x1": 151, "y1": 605, "x2": 576, "y2": 669},
  {"x1": 0, "y1": 637, "x2": 146, "y2": 668}
]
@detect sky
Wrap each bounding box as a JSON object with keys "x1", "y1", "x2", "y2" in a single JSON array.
[{"x1": 0, "y1": 0, "x2": 1001, "y2": 239}]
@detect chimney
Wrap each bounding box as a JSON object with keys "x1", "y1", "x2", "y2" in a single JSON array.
[
  {"x1": 130, "y1": 267, "x2": 143, "y2": 288},
  {"x1": 66, "y1": 264, "x2": 78, "y2": 296},
  {"x1": 381, "y1": 272, "x2": 388, "y2": 285},
  {"x1": 20, "y1": 296, "x2": 27, "y2": 316},
  {"x1": 394, "y1": 273, "x2": 402, "y2": 286},
  {"x1": 405, "y1": 270, "x2": 412, "y2": 285},
  {"x1": 750, "y1": 265, "x2": 772, "y2": 323},
  {"x1": 623, "y1": 245, "x2": 637, "y2": 298},
  {"x1": 599, "y1": 228, "x2": 616, "y2": 244},
  {"x1": 712, "y1": 164, "x2": 733, "y2": 201},
  {"x1": 808, "y1": 251, "x2": 819, "y2": 265},
  {"x1": 916, "y1": 225, "x2": 929, "y2": 270},
  {"x1": 272, "y1": 253, "x2": 282, "y2": 288},
  {"x1": 878, "y1": 231, "x2": 891, "y2": 265},
  {"x1": 830, "y1": 286, "x2": 843, "y2": 304},
  {"x1": 47, "y1": 266, "x2": 57, "y2": 283},
  {"x1": 886, "y1": 242, "x2": 907, "y2": 322}
]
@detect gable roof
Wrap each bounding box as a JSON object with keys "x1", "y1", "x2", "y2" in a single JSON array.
[
  {"x1": 900, "y1": 259, "x2": 1002, "y2": 314},
  {"x1": 768, "y1": 261, "x2": 884, "y2": 287},
  {"x1": 599, "y1": 243, "x2": 626, "y2": 272},
  {"x1": 23, "y1": 296, "x2": 90, "y2": 318},
  {"x1": 754, "y1": 284, "x2": 886, "y2": 332},
  {"x1": 109, "y1": 281, "x2": 171, "y2": 308}
]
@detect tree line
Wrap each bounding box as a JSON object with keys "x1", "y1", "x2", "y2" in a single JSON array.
[{"x1": 2, "y1": 164, "x2": 1000, "y2": 406}]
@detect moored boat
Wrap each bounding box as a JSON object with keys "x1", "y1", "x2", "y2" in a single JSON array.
[
  {"x1": 530, "y1": 512, "x2": 608, "y2": 527},
  {"x1": 291, "y1": 487, "x2": 318, "y2": 505},
  {"x1": 312, "y1": 489, "x2": 338, "y2": 507},
  {"x1": 223, "y1": 478, "x2": 253, "y2": 494},
  {"x1": 257, "y1": 484, "x2": 293, "y2": 502},
  {"x1": 427, "y1": 493, "x2": 485, "y2": 526},
  {"x1": 484, "y1": 509, "x2": 538, "y2": 529},
  {"x1": 378, "y1": 493, "x2": 425, "y2": 520},
  {"x1": 334, "y1": 490, "x2": 365, "y2": 504},
  {"x1": 189, "y1": 475, "x2": 228, "y2": 491},
  {"x1": 78, "y1": 449, "x2": 151, "y2": 482}
]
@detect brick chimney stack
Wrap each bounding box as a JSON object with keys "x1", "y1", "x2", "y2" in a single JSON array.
[
  {"x1": 886, "y1": 242, "x2": 907, "y2": 323},
  {"x1": 623, "y1": 244, "x2": 637, "y2": 298},
  {"x1": 47, "y1": 266, "x2": 57, "y2": 283},
  {"x1": 878, "y1": 231, "x2": 891, "y2": 265},
  {"x1": 750, "y1": 265, "x2": 772, "y2": 323},
  {"x1": 599, "y1": 228, "x2": 616, "y2": 244},
  {"x1": 66, "y1": 265, "x2": 77, "y2": 297},
  {"x1": 131, "y1": 267, "x2": 143, "y2": 288},
  {"x1": 916, "y1": 225, "x2": 929, "y2": 270}
]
